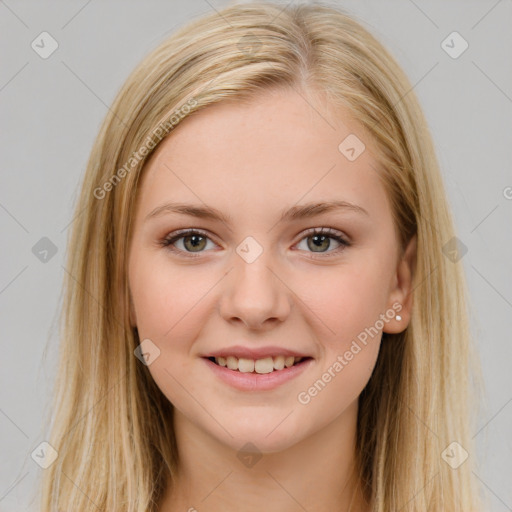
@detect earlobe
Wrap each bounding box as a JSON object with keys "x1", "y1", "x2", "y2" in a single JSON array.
[{"x1": 384, "y1": 234, "x2": 417, "y2": 333}]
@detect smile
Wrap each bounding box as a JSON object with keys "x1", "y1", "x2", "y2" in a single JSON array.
[{"x1": 203, "y1": 356, "x2": 314, "y2": 391}]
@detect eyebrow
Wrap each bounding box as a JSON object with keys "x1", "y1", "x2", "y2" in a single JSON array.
[{"x1": 145, "y1": 200, "x2": 369, "y2": 224}]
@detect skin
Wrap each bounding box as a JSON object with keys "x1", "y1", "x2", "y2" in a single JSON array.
[{"x1": 128, "y1": 86, "x2": 416, "y2": 512}]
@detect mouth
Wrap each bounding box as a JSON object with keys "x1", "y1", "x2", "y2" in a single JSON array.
[{"x1": 205, "y1": 355, "x2": 313, "y2": 374}]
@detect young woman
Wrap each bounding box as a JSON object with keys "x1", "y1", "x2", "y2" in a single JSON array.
[{"x1": 39, "y1": 2, "x2": 486, "y2": 510}]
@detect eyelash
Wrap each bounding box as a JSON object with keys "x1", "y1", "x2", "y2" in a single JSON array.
[{"x1": 160, "y1": 227, "x2": 350, "y2": 259}]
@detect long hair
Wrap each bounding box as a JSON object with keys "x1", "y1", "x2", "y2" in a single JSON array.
[{"x1": 38, "y1": 1, "x2": 486, "y2": 510}]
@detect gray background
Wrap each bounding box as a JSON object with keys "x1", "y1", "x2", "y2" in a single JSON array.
[{"x1": 1, "y1": 0, "x2": 511, "y2": 510}]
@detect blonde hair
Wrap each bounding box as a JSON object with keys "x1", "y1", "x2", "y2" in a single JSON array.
[{"x1": 38, "y1": 1, "x2": 486, "y2": 510}]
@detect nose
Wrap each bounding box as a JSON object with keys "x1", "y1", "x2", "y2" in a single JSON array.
[{"x1": 219, "y1": 246, "x2": 292, "y2": 330}]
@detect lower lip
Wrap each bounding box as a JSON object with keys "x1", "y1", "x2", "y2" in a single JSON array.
[{"x1": 202, "y1": 357, "x2": 314, "y2": 391}]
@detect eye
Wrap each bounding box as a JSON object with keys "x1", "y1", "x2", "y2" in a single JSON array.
[
  {"x1": 160, "y1": 227, "x2": 350, "y2": 258},
  {"x1": 295, "y1": 227, "x2": 350, "y2": 258},
  {"x1": 160, "y1": 229, "x2": 216, "y2": 257}
]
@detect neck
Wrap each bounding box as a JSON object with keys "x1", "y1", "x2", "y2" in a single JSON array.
[{"x1": 159, "y1": 399, "x2": 369, "y2": 512}]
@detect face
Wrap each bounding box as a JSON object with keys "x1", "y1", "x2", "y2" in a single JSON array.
[{"x1": 128, "y1": 87, "x2": 415, "y2": 454}]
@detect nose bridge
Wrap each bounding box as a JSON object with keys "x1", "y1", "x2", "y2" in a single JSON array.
[
  {"x1": 235, "y1": 238, "x2": 274, "y2": 287},
  {"x1": 233, "y1": 234, "x2": 279, "y2": 297}
]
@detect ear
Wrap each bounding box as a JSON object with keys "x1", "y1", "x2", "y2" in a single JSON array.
[
  {"x1": 129, "y1": 290, "x2": 137, "y2": 329},
  {"x1": 383, "y1": 234, "x2": 417, "y2": 334}
]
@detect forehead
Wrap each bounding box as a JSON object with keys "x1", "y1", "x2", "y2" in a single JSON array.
[{"x1": 136, "y1": 88, "x2": 391, "y2": 226}]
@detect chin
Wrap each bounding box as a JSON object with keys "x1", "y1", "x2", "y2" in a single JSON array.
[{"x1": 212, "y1": 414, "x2": 305, "y2": 454}]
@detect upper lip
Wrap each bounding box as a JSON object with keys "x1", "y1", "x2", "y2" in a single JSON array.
[{"x1": 203, "y1": 345, "x2": 312, "y2": 360}]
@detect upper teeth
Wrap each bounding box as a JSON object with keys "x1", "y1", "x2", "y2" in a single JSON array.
[{"x1": 215, "y1": 355, "x2": 303, "y2": 373}]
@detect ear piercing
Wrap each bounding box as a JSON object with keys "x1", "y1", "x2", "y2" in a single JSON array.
[{"x1": 396, "y1": 315, "x2": 402, "y2": 321}]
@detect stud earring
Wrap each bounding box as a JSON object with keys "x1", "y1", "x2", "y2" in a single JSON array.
[{"x1": 396, "y1": 315, "x2": 402, "y2": 321}]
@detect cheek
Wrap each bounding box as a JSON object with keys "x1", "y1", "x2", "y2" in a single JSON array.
[
  {"x1": 297, "y1": 257, "x2": 390, "y2": 347},
  {"x1": 293, "y1": 265, "x2": 385, "y2": 414},
  {"x1": 291, "y1": 256, "x2": 389, "y2": 399},
  {"x1": 129, "y1": 252, "x2": 215, "y2": 339},
  {"x1": 129, "y1": 254, "x2": 215, "y2": 403}
]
